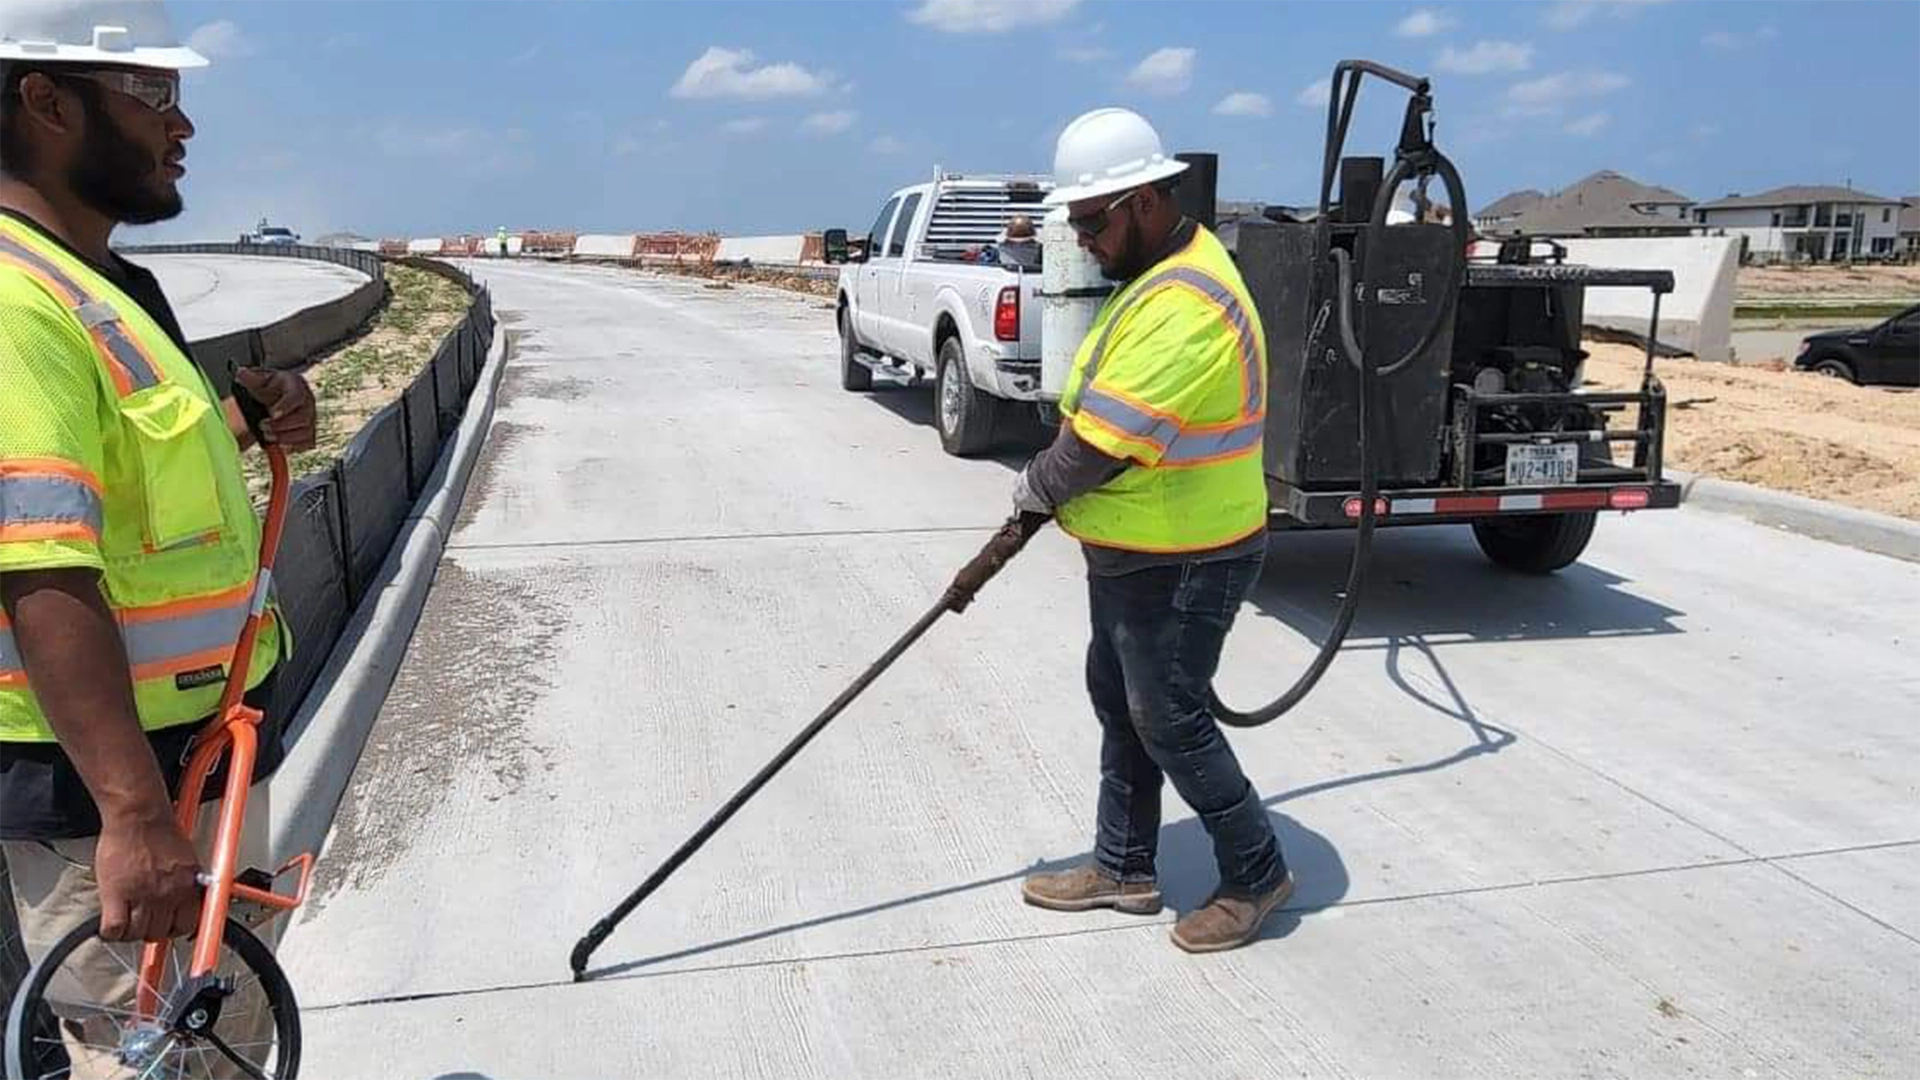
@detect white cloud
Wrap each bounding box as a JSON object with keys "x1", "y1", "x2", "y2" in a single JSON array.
[
  {"x1": 1436, "y1": 40, "x2": 1534, "y2": 75},
  {"x1": 1565, "y1": 112, "x2": 1611, "y2": 137},
  {"x1": 1213, "y1": 91, "x2": 1274, "y2": 118},
  {"x1": 1296, "y1": 78, "x2": 1332, "y2": 108},
  {"x1": 802, "y1": 110, "x2": 857, "y2": 135},
  {"x1": 670, "y1": 47, "x2": 832, "y2": 100},
  {"x1": 906, "y1": 0, "x2": 1080, "y2": 33},
  {"x1": 1704, "y1": 26, "x2": 1779, "y2": 50},
  {"x1": 1395, "y1": 9, "x2": 1456, "y2": 38},
  {"x1": 187, "y1": 20, "x2": 253, "y2": 60},
  {"x1": 1692, "y1": 122, "x2": 1722, "y2": 140},
  {"x1": 612, "y1": 134, "x2": 644, "y2": 157},
  {"x1": 1127, "y1": 47, "x2": 1196, "y2": 96},
  {"x1": 869, "y1": 134, "x2": 907, "y2": 155},
  {"x1": 1544, "y1": 0, "x2": 1671, "y2": 31},
  {"x1": 720, "y1": 117, "x2": 769, "y2": 136},
  {"x1": 1505, "y1": 70, "x2": 1630, "y2": 116}
]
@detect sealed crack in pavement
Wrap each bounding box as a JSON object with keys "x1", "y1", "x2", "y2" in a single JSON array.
[{"x1": 302, "y1": 560, "x2": 567, "y2": 913}]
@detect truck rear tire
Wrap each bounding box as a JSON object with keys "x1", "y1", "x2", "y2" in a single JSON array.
[
  {"x1": 936, "y1": 336, "x2": 998, "y2": 456},
  {"x1": 840, "y1": 308, "x2": 874, "y2": 392},
  {"x1": 1471, "y1": 512, "x2": 1597, "y2": 574}
]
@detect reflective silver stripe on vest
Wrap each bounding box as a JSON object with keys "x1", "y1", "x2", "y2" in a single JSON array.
[
  {"x1": 119, "y1": 606, "x2": 245, "y2": 670},
  {"x1": 0, "y1": 594, "x2": 248, "y2": 684},
  {"x1": 0, "y1": 235, "x2": 163, "y2": 393},
  {"x1": 1077, "y1": 387, "x2": 1179, "y2": 450},
  {"x1": 1078, "y1": 387, "x2": 1265, "y2": 465},
  {"x1": 1071, "y1": 265, "x2": 1264, "y2": 418},
  {"x1": 0, "y1": 474, "x2": 103, "y2": 536},
  {"x1": 1161, "y1": 417, "x2": 1264, "y2": 464}
]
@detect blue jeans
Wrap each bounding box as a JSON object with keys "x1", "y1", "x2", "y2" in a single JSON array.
[{"x1": 1087, "y1": 554, "x2": 1287, "y2": 897}]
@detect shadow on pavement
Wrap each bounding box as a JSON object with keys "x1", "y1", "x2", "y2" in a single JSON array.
[
  {"x1": 1238, "y1": 524, "x2": 1687, "y2": 651},
  {"x1": 584, "y1": 632, "x2": 1514, "y2": 981},
  {"x1": 863, "y1": 383, "x2": 1053, "y2": 470}
]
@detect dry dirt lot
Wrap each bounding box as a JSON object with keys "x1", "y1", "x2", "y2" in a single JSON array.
[
  {"x1": 1738, "y1": 263, "x2": 1920, "y2": 301},
  {"x1": 1584, "y1": 342, "x2": 1920, "y2": 521}
]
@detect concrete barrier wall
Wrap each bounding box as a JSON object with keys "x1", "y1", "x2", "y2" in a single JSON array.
[
  {"x1": 574, "y1": 234, "x2": 640, "y2": 260},
  {"x1": 1558, "y1": 237, "x2": 1739, "y2": 362},
  {"x1": 407, "y1": 238, "x2": 442, "y2": 254},
  {"x1": 714, "y1": 234, "x2": 809, "y2": 265}
]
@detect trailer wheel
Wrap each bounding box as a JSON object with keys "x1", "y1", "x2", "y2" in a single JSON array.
[
  {"x1": 936, "y1": 335, "x2": 998, "y2": 456},
  {"x1": 840, "y1": 308, "x2": 874, "y2": 392},
  {"x1": 1471, "y1": 512, "x2": 1597, "y2": 574}
]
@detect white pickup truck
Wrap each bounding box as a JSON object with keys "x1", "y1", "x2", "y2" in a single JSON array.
[{"x1": 834, "y1": 171, "x2": 1057, "y2": 456}]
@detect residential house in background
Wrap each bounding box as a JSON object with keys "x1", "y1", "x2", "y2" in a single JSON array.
[
  {"x1": 1692, "y1": 186, "x2": 1905, "y2": 263},
  {"x1": 1900, "y1": 196, "x2": 1920, "y2": 262},
  {"x1": 1474, "y1": 171, "x2": 1695, "y2": 239},
  {"x1": 1472, "y1": 189, "x2": 1544, "y2": 234}
]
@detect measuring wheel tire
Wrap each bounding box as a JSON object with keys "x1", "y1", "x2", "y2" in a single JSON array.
[
  {"x1": 7, "y1": 914, "x2": 301, "y2": 1080},
  {"x1": 935, "y1": 336, "x2": 999, "y2": 457},
  {"x1": 1810, "y1": 359, "x2": 1856, "y2": 384},
  {"x1": 839, "y1": 308, "x2": 875, "y2": 392},
  {"x1": 1471, "y1": 512, "x2": 1597, "y2": 575}
]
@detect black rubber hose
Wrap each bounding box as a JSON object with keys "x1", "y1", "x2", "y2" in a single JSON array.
[{"x1": 1212, "y1": 147, "x2": 1469, "y2": 729}]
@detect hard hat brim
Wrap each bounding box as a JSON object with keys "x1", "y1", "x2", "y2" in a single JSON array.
[
  {"x1": 0, "y1": 43, "x2": 209, "y2": 71},
  {"x1": 1043, "y1": 159, "x2": 1189, "y2": 207}
]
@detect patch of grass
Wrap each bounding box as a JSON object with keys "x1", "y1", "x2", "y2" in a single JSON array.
[
  {"x1": 243, "y1": 264, "x2": 471, "y2": 501},
  {"x1": 1733, "y1": 302, "x2": 1910, "y2": 321}
]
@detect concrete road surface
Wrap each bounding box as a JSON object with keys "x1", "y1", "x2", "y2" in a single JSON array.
[
  {"x1": 279, "y1": 262, "x2": 1919, "y2": 1077},
  {"x1": 136, "y1": 252, "x2": 368, "y2": 340}
]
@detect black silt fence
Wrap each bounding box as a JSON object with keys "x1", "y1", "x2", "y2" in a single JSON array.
[
  {"x1": 337, "y1": 402, "x2": 411, "y2": 605},
  {"x1": 267, "y1": 474, "x2": 351, "y2": 722},
  {"x1": 402, "y1": 369, "x2": 442, "y2": 498}
]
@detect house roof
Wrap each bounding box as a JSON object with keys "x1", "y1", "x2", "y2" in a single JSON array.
[
  {"x1": 1482, "y1": 170, "x2": 1695, "y2": 237},
  {"x1": 1696, "y1": 185, "x2": 1903, "y2": 211},
  {"x1": 1900, "y1": 197, "x2": 1920, "y2": 236},
  {"x1": 1476, "y1": 189, "x2": 1545, "y2": 219}
]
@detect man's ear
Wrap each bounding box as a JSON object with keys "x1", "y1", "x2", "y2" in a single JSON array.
[{"x1": 15, "y1": 73, "x2": 77, "y2": 140}]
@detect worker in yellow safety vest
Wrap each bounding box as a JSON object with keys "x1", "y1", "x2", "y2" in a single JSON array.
[
  {"x1": 1010, "y1": 107, "x2": 1292, "y2": 954},
  {"x1": 0, "y1": 0, "x2": 316, "y2": 1067}
]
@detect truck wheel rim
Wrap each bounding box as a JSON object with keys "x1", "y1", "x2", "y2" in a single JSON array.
[{"x1": 940, "y1": 358, "x2": 964, "y2": 433}]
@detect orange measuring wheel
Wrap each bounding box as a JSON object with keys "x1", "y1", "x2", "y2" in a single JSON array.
[{"x1": 7, "y1": 442, "x2": 312, "y2": 1080}]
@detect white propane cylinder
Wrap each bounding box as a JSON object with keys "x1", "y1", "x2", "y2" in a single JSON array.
[{"x1": 1040, "y1": 206, "x2": 1111, "y2": 400}]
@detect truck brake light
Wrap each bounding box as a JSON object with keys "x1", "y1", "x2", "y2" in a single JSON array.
[
  {"x1": 994, "y1": 286, "x2": 1020, "y2": 342},
  {"x1": 1609, "y1": 488, "x2": 1651, "y2": 510}
]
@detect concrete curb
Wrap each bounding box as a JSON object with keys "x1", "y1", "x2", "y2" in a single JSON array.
[
  {"x1": 1670, "y1": 468, "x2": 1920, "y2": 565},
  {"x1": 270, "y1": 327, "x2": 510, "y2": 866}
]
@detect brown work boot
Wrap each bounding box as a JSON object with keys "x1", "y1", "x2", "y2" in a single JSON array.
[
  {"x1": 1170, "y1": 872, "x2": 1296, "y2": 954},
  {"x1": 1022, "y1": 863, "x2": 1162, "y2": 915}
]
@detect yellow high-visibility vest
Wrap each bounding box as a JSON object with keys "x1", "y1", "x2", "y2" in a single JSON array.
[
  {"x1": 0, "y1": 216, "x2": 282, "y2": 741},
  {"x1": 1057, "y1": 225, "x2": 1269, "y2": 553}
]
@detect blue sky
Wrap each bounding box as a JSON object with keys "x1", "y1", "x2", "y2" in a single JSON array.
[{"x1": 133, "y1": 0, "x2": 1920, "y2": 243}]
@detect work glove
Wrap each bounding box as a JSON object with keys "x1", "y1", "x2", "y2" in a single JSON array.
[{"x1": 1011, "y1": 467, "x2": 1052, "y2": 516}]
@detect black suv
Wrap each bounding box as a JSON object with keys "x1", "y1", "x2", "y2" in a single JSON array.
[{"x1": 1795, "y1": 304, "x2": 1920, "y2": 386}]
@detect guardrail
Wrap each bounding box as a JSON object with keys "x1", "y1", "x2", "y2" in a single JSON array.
[
  {"x1": 109, "y1": 242, "x2": 496, "y2": 726},
  {"x1": 116, "y1": 243, "x2": 389, "y2": 398}
]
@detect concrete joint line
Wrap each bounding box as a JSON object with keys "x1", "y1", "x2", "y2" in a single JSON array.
[{"x1": 268, "y1": 325, "x2": 510, "y2": 869}]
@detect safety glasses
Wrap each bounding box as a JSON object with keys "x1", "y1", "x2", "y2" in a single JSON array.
[
  {"x1": 65, "y1": 68, "x2": 181, "y2": 114},
  {"x1": 1067, "y1": 188, "x2": 1138, "y2": 237}
]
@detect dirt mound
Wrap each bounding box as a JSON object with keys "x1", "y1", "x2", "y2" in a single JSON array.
[{"x1": 1582, "y1": 342, "x2": 1920, "y2": 520}]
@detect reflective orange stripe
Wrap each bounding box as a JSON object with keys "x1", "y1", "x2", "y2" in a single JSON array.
[
  {"x1": 119, "y1": 581, "x2": 254, "y2": 624},
  {"x1": 0, "y1": 458, "x2": 104, "y2": 496},
  {"x1": 0, "y1": 521, "x2": 98, "y2": 543}
]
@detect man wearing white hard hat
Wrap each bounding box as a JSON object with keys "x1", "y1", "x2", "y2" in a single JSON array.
[
  {"x1": 0, "y1": 1, "x2": 313, "y2": 1072},
  {"x1": 1013, "y1": 107, "x2": 1292, "y2": 953}
]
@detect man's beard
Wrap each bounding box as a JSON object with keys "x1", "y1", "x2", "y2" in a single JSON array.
[
  {"x1": 1097, "y1": 213, "x2": 1150, "y2": 283},
  {"x1": 67, "y1": 102, "x2": 182, "y2": 226}
]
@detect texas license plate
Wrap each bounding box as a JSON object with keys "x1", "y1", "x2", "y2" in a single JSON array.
[{"x1": 1504, "y1": 443, "x2": 1580, "y2": 487}]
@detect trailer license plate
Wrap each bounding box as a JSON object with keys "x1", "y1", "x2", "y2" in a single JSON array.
[{"x1": 1505, "y1": 443, "x2": 1580, "y2": 487}]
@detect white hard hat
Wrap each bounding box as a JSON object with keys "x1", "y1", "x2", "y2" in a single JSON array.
[
  {"x1": 1044, "y1": 107, "x2": 1188, "y2": 207},
  {"x1": 0, "y1": 0, "x2": 207, "y2": 71}
]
